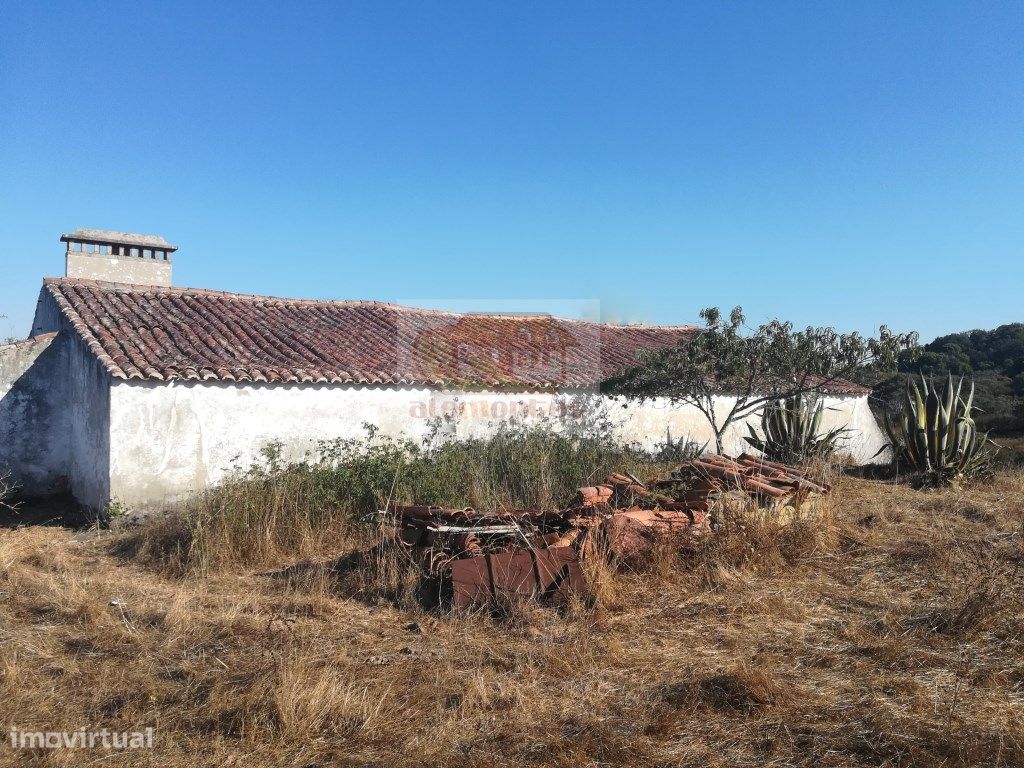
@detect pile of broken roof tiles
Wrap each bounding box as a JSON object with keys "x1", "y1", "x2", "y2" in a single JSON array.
[{"x1": 382, "y1": 453, "x2": 829, "y2": 609}]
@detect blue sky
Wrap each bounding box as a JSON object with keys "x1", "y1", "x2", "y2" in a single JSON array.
[{"x1": 1, "y1": 1, "x2": 1021, "y2": 342}]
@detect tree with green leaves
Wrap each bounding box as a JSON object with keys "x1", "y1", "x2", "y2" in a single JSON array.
[
  {"x1": 604, "y1": 307, "x2": 918, "y2": 455},
  {"x1": 874, "y1": 322, "x2": 1024, "y2": 434}
]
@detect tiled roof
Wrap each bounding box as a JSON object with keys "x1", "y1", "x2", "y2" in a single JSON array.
[{"x1": 41, "y1": 278, "x2": 697, "y2": 389}]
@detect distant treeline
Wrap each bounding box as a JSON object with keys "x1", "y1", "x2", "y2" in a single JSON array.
[{"x1": 873, "y1": 323, "x2": 1024, "y2": 434}]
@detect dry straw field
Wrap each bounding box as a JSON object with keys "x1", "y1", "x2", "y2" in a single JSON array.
[{"x1": 1, "y1": 440, "x2": 1022, "y2": 767}]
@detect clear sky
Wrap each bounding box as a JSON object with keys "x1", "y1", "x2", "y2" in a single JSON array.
[{"x1": 1, "y1": 1, "x2": 1021, "y2": 342}]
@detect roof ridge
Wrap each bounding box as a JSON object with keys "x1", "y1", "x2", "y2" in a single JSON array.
[
  {"x1": 0, "y1": 331, "x2": 59, "y2": 350},
  {"x1": 37, "y1": 279, "x2": 869, "y2": 394},
  {"x1": 41, "y1": 278, "x2": 699, "y2": 332}
]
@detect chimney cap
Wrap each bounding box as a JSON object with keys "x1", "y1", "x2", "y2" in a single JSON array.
[{"x1": 60, "y1": 228, "x2": 177, "y2": 251}]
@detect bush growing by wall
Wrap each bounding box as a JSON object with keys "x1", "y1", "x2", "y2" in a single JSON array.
[{"x1": 163, "y1": 418, "x2": 669, "y2": 572}]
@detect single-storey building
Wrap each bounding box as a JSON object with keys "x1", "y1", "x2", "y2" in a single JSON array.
[{"x1": 0, "y1": 230, "x2": 887, "y2": 510}]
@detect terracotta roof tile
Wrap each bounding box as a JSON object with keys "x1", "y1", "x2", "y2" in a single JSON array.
[{"x1": 42, "y1": 278, "x2": 697, "y2": 389}]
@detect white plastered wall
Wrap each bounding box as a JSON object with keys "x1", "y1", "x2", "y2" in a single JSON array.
[{"x1": 108, "y1": 381, "x2": 888, "y2": 509}]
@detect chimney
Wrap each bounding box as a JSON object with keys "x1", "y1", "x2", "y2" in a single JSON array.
[{"x1": 61, "y1": 229, "x2": 176, "y2": 287}]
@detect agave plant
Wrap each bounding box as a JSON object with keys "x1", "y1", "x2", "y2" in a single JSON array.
[
  {"x1": 882, "y1": 374, "x2": 996, "y2": 485},
  {"x1": 744, "y1": 393, "x2": 850, "y2": 464},
  {"x1": 654, "y1": 427, "x2": 708, "y2": 462}
]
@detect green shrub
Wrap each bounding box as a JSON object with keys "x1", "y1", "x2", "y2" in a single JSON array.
[{"x1": 178, "y1": 421, "x2": 664, "y2": 570}]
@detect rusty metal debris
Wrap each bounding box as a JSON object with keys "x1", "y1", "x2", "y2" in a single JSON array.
[
  {"x1": 382, "y1": 503, "x2": 593, "y2": 608},
  {"x1": 379, "y1": 454, "x2": 827, "y2": 609},
  {"x1": 450, "y1": 547, "x2": 587, "y2": 609}
]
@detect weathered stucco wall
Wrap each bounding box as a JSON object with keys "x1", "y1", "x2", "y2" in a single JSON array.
[
  {"x1": 14, "y1": 289, "x2": 114, "y2": 508},
  {"x1": 0, "y1": 334, "x2": 67, "y2": 496},
  {"x1": 108, "y1": 381, "x2": 888, "y2": 509},
  {"x1": 64, "y1": 333, "x2": 111, "y2": 509},
  {"x1": 406, "y1": 390, "x2": 885, "y2": 461},
  {"x1": 65, "y1": 252, "x2": 171, "y2": 287},
  {"x1": 0, "y1": 329, "x2": 111, "y2": 506},
  {"x1": 108, "y1": 383, "x2": 443, "y2": 507}
]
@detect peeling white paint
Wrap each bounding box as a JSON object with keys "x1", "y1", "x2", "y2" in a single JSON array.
[
  {"x1": 106, "y1": 380, "x2": 888, "y2": 509},
  {"x1": 65, "y1": 252, "x2": 171, "y2": 287}
]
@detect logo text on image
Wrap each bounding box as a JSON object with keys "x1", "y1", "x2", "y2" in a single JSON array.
[
  {"x1": 394, "y1": 299, "x2": 604, "y2": 397},
  {"x1": 9, "y1": 727, "x2": 154, "y2": 750},
  {"x1": 408, "y1": 396, "x2": 570, "y2": 421}
]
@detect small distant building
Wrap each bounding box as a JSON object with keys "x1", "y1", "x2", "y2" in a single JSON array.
[{"x1": 0, "y1": 230, "x2": 887, "y2": 510}]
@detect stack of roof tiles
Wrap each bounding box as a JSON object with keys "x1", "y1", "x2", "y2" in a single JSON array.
[{"x1": 373, "y1": 452, "x2": 829, "y2": 609}]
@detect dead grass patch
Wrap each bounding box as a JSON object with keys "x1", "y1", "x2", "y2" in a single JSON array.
[{"x1": 1, "y1": 471, "x2": 1023, "y2": 766}]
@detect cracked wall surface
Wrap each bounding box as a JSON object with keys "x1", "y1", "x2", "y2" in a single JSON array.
[{"x1": 107, "y1": 380, "x2": 888, "y2": 510}]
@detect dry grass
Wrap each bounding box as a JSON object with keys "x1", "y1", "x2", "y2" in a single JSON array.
[
  {"x1": 1, "y1": 470, "x2": 1023, "y2": 766},
  {"x1": 119, "y1": 426, "x2": 668, "y2": 575}
]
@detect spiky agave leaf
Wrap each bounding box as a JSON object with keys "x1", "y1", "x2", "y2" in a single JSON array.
[
  {"x1": 882, "y1": 374, "x2": 996, "y2": 485},
  {"x1": 744, "y1": 393, "x2": 851, "y2": 464}
]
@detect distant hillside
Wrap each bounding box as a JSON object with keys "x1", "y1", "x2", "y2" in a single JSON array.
[{"x1": 873, "y1": 323, "x2": 1024, "y2": 434}]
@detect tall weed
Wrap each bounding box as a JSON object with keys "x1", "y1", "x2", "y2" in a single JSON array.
[{"x1": 146, "y1": 420, "x2": 664, "y2": 572}]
